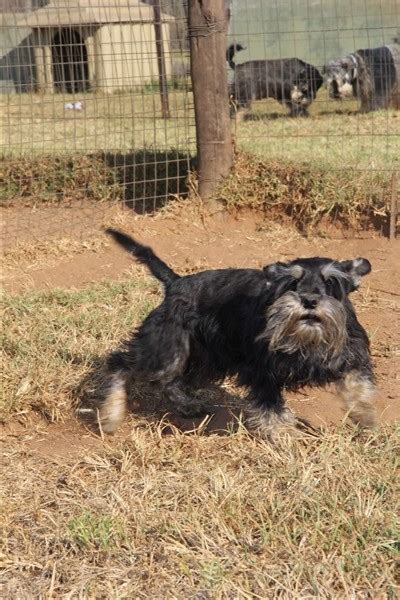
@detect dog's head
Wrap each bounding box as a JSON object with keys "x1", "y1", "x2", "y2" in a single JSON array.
[
  {"x1": 260, "y1": 257, "x2": 371, "y2": 360},
  {"x1": 290, "y1": 83, "x2": 312, "y2": 107},
  {"x1": 291, "y1": 67, "x2": 323, "y2": 107},
  {"x1": 324, "y1": 57, "x2": 357, "y2": 99}
]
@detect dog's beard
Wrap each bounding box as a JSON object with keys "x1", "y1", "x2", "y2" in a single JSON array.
[
  {"x1": 291, "y1": 86, "x2": 311, "y2": 106},
  {"x1": 259, "y1": 292, "x2": 347, "y2": 361},
  {"x1": 337, "y1": 81, "x2": 354, "y2": 98}
]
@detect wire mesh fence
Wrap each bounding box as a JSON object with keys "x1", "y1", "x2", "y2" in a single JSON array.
[
  {"x1": 1, "y1": 0, "x2": 399, "y2": 246},
  {"x1": 1, "y1": 0, "x2": 194, "y2": 244},
  {"x1": 227, "y1": 0, "x2": 399, "y2": 169}
]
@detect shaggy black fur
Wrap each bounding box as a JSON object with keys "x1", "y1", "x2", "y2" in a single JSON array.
[
  {"x1": 324, "y1": 44, "x2": 400, "y2": 112},
  {"x1": 97, "y1": 229, "x2": 376, "y2": 437},
  {"x1": 227, "y1": 43, "x2": 323, "y2": 117}
]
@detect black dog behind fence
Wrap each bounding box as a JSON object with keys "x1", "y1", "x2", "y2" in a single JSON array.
[{"x1": 227, "y1": 43, "x2": 324, "y2": 117}]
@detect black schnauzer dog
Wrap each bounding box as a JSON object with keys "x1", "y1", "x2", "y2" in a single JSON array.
[
  {"x1": 96, "y1": 229, "x2": 376, "y2": 438},
  {"x1": 227, "y1": 43, "x2": 323, "y2": 117}
]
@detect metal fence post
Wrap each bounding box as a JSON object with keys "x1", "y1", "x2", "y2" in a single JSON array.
[{"x1": 188, "y1": 0, "x2": 233, "y2": 201}]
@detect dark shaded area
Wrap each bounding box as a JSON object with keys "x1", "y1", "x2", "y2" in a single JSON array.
[
  {"x1": 0, "y1": 33, "x2": 36, "y2": 93},
  {"x1": 103, "y1": 149, "x2": 194, "y2": 214},
  {"x1": 52, "y1": 28, "x2": 89, "y2": 93},
  {"x1": 74, "y1": 356, "x2": 245, "y2": 437},
  {"x1": 1, "y1": 150, "x2": 194, "y2": 215},
  {"x1": 318, "y1": 108, "x2": 357, "y2": 116},
  {"x1": 240, "y1": 111, "x2": 299, "y2": 121}
]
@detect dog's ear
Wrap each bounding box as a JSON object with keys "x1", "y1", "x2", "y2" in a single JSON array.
[
  {"x1": 263, "y1": 262, "x2": 304, "y2": 280},
  {"x1": 338, "y1": 258, "x2": 371, "y2": 290}
]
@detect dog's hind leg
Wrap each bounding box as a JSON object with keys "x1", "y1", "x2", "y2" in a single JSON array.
[
  {"x1": 97, "y1": 369, "x2": 128, "y2": 434},
  {"x1": 143, "y1": 326, "x2": 207, "y2": 418},
  {"x1": 336, "y1": 370, "x2": 377, "y2": 428}
]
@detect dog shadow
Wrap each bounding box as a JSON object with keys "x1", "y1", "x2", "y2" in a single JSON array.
[
  {"x1": 318, "y1": 108, "x2": 357, "y2": 116},
  {"x1": 240, "y1": 111, "x2": 292, "y2": 122},
  {"x1": 74, "y1": 358, "x2": 247, "y2": 437}
]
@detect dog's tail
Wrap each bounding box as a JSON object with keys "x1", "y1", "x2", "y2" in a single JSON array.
[
  {"x1": 105, "y1": 228, "x2": 180, "y2": 287},
  {"x1": 226, "y1": 43, "x2": 246, "y2": 70}
]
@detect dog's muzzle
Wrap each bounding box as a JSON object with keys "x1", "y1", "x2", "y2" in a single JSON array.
[
  {"x1": 258, "y1": 292, "x2": 347, "y2": 360},
  {"x1": 291, "y1": 86, "x2": 312, "y2": 107},
  {"x1": 337, "y1": 82, "x2": 354, "y2": 98}
]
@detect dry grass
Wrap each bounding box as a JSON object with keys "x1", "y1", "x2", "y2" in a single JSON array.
[
  {"x1": 1, "y1": 269, "x2": 159, "y2": 421},
  {"x1": 1, "y1": 89, "x2": 196, "y2": 156},
  {"x1": 0, "y1": 150, "x2": 192, "y2": 207},
  {"x1": 2, "y1": 420, "x2": 399, "y2": 597},
  {"x1": 215, "y1": 151, "x2": 391, "y2": 230},
  {"x1": 1, "y1": 266, "x2": 399, "y2": 597},
  {"x1": 1, "y1": 147, "x2": 393, "y2": 232}
]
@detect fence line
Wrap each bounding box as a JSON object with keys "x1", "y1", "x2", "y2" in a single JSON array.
[{"x1": 1, "y1": 0, "x2": 399, "y2": 245}]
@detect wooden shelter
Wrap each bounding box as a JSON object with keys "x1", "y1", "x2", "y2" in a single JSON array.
[{"x1": 16, "y1": 0, "x2": 174, "y2": 93}]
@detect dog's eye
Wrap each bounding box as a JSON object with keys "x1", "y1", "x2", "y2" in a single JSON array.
[
  {"x1": 325, "y1": 277, "x2": 335, "y2": 293},
  {"x1": 287, "y1": 279, "x2": 298, "y2": 292},
  {"x1": 325, "y1": 277, "x2": 341, "y2": 298},
  {"x1": 325, "y1": 277, "x2": 344, "y2": 299}
]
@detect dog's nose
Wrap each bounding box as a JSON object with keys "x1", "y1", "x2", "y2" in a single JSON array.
[{"x1": 301, "y1": 296, "x2": 318, "y2": 309}]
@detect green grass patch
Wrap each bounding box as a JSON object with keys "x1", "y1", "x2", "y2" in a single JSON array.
[{"x1": 67, "y1": 511, "x2": 125, "y2": 551}]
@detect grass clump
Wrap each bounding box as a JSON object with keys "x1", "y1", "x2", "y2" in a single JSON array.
[
  {"x1": 1, "y1": 150, "x2": 192, "y2": 208},
  {"x1": 0, "y1": 154, "x2": 119, "y2": 207},
  {"x1": 217, "y1": 150, "x2": 391, "y2": 229},
  {"x1": 67, "y1": 511, "x2": 125, "y2": 551}
]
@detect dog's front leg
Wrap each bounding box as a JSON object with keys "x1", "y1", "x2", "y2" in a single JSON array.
[
  {"x1": 336, "y1": 370, "x2": 377, "y2": 428},
  {"x1": 246, "y1": 380, "x2": 296, "y2": 439}
]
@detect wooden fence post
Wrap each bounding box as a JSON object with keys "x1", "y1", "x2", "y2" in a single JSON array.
[
  {"x1": 188, "y1": 0, "x2": 233, "y2": 201},
  {"x1": 152, "y1": 0, "x2": 170, "y2": 119},
  {"x1": 389, "y1": 173, "x2": 398, "y2": 240}
]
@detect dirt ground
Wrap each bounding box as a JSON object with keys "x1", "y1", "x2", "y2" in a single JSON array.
[{"x1": 2, "y1": 204, "x2": 399, "y2": 459}]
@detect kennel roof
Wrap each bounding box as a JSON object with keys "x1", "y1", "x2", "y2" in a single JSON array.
[{"x1": 16, "y1": 0, "x2": 174, "y2": 28}]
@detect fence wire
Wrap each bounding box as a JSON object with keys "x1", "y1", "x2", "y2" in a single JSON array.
[
  {"x1": 1, "y1": 0, "x2": 399, "y2": 246},
  {"x1": 227, "y1": 0, "x2": 399, "y2": 170},
  {"x1": 1, "y1": 0, "x2": 194, "y2": 245}
]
